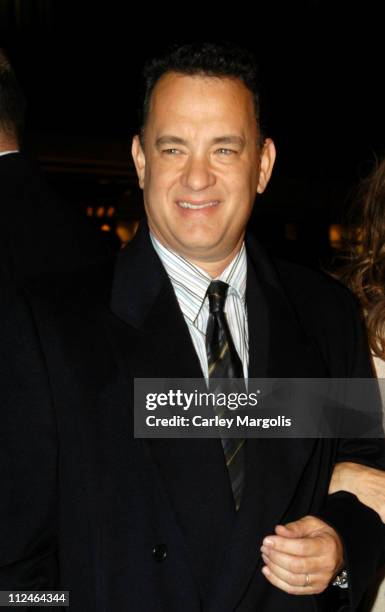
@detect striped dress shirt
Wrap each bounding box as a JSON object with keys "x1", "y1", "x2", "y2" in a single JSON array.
[{"x1": 150, "y1": 234, "x2": 249, "y2": 379}]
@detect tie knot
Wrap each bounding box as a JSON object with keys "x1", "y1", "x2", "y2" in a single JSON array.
[{"x1": 207, "y1": 280, "x2": 229, "y2": 313}]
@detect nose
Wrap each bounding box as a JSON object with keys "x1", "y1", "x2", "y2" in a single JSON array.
[{"x1": 180, "y1": 155, "x2": 216, "y2": 191}]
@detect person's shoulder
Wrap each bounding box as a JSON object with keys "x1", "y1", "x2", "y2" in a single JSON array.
[
  {"x1": 272, "y1": 258, "x2": 369, "y2": 373},
  {"x1": 273, "y1": 257, "x2": 359, "y2": 316},
  {"x1": 0, "y1": 152, "x2": 34, "y2": 181},
  {"x1": 0, "y1": 258, "x2": 114, "y2": 341},
  {"x1": 247, "y1": 234, "x2": 357, "y2": 315},
  {"x1": 24, "y1": 256, "x2": 116, "y2": 317}
]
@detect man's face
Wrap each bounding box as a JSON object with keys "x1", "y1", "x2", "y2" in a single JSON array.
[{"x1": 132, "y1": 72, "x2": 275, "y2": 267}]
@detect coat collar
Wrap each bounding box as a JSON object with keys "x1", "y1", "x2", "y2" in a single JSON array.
[{"x1": 110, "y1": 220, "x2": 167, "y2": 329}]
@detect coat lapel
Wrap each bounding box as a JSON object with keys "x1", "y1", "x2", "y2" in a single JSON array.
[{"x1": 110, "y1": 220, "x2": 204, "y2": 380}]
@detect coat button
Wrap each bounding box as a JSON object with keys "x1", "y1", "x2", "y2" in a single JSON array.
[{"x1": 152, "y1": 543, "x2": 168, "y2": 562}]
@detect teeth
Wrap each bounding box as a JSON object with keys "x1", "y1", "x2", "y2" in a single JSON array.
[{"x1": 178, "y1": 201, "x2": 218, "y2": 209}]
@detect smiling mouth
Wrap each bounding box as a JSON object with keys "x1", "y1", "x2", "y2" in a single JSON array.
[{"x1": 177, "y1": 200, "x2": 220, "y2": 210}]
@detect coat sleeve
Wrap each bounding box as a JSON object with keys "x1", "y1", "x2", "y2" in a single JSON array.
[
  {"x1": 0, "y1": 288, "x2": 58, "y2": 591},
  {"x1": 316, "y1": 286, "x2": 385, "y2": 610}
]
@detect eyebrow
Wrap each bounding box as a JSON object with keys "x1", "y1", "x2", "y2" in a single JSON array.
[
  {"x1": 156, "y1": 136, "x2": 187, "y2": 147},
  {"x1": 155, "y1": 135, "x2": 245, "y2": 147},
  {"x1": 211, "y1": 135, "x2": 245, "y2": 146}
]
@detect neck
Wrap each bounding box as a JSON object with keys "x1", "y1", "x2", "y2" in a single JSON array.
[
  {"x1": 183, "y1": 237, "x2": 245, "y2": 278},
  {"x1": 188, "y1": 252, "x2": 240, "y2": 278},
  {"x1": 148, "y1": 225, "x2": 245, "y2": 278}
]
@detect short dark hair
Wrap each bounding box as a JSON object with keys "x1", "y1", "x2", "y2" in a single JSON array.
[
  {"x1": 139, "y1": 42, "x2": 263, "y2": 142},
  {"x1": 0, "y1": 49, "x2": 26, "y2": 143}
]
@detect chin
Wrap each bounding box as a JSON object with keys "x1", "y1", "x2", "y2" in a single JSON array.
[
  {"x1": 179, "y1": 243, "x2": 228, "y2": 264},
  {"x1": 176, "y1": 228, "x2": 221, "y2": 246},
  {"x1": 176, "y1": 235, "x2": 220, "y2": 252}
]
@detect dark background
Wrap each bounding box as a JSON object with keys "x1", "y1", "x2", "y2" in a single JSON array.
[{"x1": 1, "y1": 0, "x2": 384, "y2": 265}]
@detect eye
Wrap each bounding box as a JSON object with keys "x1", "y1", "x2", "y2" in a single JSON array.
[
  {"x1": 216, "y1": 148, "x2": 236, "y2": 156},
  {"x1": 162, "y1": 148, "x2": 182, "y2": 155}
]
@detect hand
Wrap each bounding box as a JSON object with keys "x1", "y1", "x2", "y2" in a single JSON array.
[
  {"x1": 260, "y1": 515, "x2": 344, "y2": 595},
  {"x1": 329, "y1": 461, "x2": 385, "y2": 522}
]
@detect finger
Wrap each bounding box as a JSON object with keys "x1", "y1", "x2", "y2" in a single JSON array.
[
  {"x1": 275, "y1": 521, "x2": 306, "y2": 537},
  {"x1": 260, "y1": 546, "x2": 324, "y2": 574},
  {"x1": 276, "y1": 516, "x2": 321, "y2": 537},
  {"x1": 262, "y1": 535, "x2": 323, "y2": 557},
  {"x1": 261, "y1": 553, "x2": 327, "y2": 589},
  {"x1": 261, "y1": 565, "x2": 321, "y2": 596},
  {"x1": 275, "y1": 524, "x2": 298, "y2": 538}
]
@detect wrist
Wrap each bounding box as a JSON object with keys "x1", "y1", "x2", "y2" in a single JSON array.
[{"x1": 330, "y1": 462, "x2": 357, "y2": 494}]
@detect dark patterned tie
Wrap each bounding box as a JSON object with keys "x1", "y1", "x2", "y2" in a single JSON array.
[{"x1": 206, "y1": 280, "x2": 245, "y2": 511}]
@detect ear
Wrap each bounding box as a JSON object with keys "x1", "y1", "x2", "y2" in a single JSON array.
[
  {"x1": 131, "y1": 135, "x2": 146, "y2": 189},
  {"x1": 257, "y1": 138, "x2": 276, "y2": 194}
]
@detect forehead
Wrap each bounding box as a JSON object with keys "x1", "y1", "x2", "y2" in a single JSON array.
[{"x1": 146, "y1": 72, "x2": 257, "y2": 134}]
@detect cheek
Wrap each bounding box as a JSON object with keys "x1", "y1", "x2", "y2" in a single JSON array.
[
  {"x1": 224, "y1": 161, "x2": 257, "y2": 188},
  {"x1": 144, "y1": 176, "x2": 178, "y2": 221},
  {"x1": 225, "y1": 171, "x2": 256, "y2": 203},
  {"x1": 145, "y1": 164, "x2": 180, "y2": 195}
]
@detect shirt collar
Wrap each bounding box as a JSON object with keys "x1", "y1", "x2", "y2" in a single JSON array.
[{"x1": 150, "y1": 233, "x2": 247, "y2": 324}]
